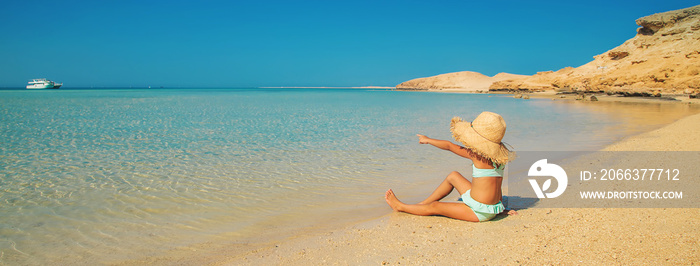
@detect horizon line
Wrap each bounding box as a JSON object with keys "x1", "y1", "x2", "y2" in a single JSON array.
[{"x1": 0, "y1": 85, "x2": 397, "y2": 89}]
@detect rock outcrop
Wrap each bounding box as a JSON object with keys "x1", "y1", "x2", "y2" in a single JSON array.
[
  {"x1": 490, "y1": 5, "x2": 700, "y2": 95},
  {"x1": 396, "y1": 71, "x2": 526, "y2": 92}
]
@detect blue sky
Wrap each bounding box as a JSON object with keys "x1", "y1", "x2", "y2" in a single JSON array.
[{"x1": 1, "y1": 0, "x2": 697, "y2": 88}]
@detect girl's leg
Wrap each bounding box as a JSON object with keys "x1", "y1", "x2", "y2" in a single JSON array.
[
  {"x1": 385, "y1": 189, "x2": 479, "y2": 222},
  {"x1": 418, "y1": 171, "x2": 472, "y2": 204}
]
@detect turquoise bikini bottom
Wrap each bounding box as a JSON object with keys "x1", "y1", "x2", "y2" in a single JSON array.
[{"x1": 460, "y1": 190, "x2": 505, "y2": 222}]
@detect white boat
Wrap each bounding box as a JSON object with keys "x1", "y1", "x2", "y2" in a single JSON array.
[{"x1": 26, "y1": 78, "x2": 62, "y2": 89}]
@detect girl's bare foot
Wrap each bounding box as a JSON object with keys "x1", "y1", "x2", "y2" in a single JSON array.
[
  {"x1": 385, "y1": 189, "x2": 403, "y2": 211},
  {"x1": 507, "y1": 209, "x2": 518, "y2": 215}
]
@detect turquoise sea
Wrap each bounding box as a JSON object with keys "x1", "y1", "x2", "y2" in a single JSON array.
[{"x1": 1, "y1": 88, "x2": 698, "y2": 264}]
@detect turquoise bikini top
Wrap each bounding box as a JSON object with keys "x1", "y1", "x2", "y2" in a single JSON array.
[{"x1": 472, "y1": 163, "x2": 505, "y2": 178}]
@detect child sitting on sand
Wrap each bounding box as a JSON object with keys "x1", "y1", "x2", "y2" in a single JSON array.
[{"x1": 385, "y1": 111, "x2": 517, "y2": 222}]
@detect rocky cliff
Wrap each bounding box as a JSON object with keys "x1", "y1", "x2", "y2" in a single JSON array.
[
  {"x1": 395, "y1": 71, "x2": 526, "y2": 92},
  {"x1": 490, "y1": 5, "x2": 700, "y2": 95}
]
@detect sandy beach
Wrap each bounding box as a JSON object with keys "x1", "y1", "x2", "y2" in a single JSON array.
[
  {"x1": 5, "y1": 2, "x2": 699, "y2": 265},
  {"x1": 101, "y1": 92, "x2": 700, "y2": 265},
  {"x1": 136, "y1": 98, "x2": 698, "y2": 265}
]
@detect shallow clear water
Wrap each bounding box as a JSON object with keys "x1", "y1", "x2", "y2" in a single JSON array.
[{"x1": 0, "y1": 88, "x2": 697, "y2": 264}]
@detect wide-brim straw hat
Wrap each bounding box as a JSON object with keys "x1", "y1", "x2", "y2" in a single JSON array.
[{"x1": 450, "y1": 111, "x2": 514, "y2": 165}]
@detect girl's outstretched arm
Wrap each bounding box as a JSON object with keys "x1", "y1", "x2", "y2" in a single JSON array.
[{"x1": 416, "y1": 134, "x2": 471, "y2": 159}]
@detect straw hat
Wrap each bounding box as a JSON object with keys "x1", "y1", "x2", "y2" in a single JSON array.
[{"x1": 450, "y1": 111, "x2": 513, "y2": 165}]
